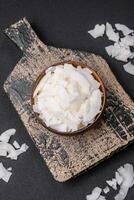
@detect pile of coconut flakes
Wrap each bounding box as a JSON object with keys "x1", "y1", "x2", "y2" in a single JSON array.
[
  {"x1": 88, "y1": 23, "x2": 134, "y2": 75},
  {"x1": 0, "y1": 128, "x2": 28, "y2": 183},
  {"x1": 86, "y1": 163, "x2": 134, "y2": 200}
]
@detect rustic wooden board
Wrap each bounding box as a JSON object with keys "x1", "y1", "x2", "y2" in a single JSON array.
[{"x1": 4, "y1": 18, "x2": 134, "y2": 182}]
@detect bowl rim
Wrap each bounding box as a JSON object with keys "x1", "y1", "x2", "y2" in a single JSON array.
[{"x1": 31, "y1": 60, "x2": 106, "y2": 136}]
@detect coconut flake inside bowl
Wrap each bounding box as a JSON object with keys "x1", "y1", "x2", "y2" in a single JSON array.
[{"x1": 33, "y1": 63, "x2": 103, "y2": 133}]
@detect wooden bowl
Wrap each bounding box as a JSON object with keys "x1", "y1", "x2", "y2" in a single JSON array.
[{"x1": 31, "y1": 61, "x2": 106, "y2": 136}]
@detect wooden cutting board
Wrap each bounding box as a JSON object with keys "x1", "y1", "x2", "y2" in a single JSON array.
[{"x1": 4, "y1": 18, "x2": 134, "y2": 182}]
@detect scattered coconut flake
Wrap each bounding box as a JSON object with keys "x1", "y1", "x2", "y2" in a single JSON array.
[
  {"x1": 115, "y1": 47, "x2": 132, "y2": 62},
  {"x1": 87, "y1": 22, "x2": 134, "y2": 74},
  {"x1": 123, "y1": 62, "x2": 134, "y2": 75},
  {"x1": 105, "y1": 45, "x2": 114, "y2": 56},
  {"x1": 106, "y1": 22, "x2": 119, "y2": 42},
  {"x1": 115, "y1": 24, "x2": 133, "y2": 36},
  {"x1": 115, "y1": 163, "x2": 134, "y2": 200},
  {"x1": 0, "y1": 163, "x2": 6, "y2": 178},
  {"x1": 103, "y1": 186, "x2": 110, "y2": 194},
  {"x1": 130, "y1": 52, "x2": 134, "y2": 59},
  {"x1": 88, "y1": 24, "x2": 105, "y2": 38},
  {"x1": 105, "y1": 43, "x2": 132, "y2": 62},
  {"x1": 118, "y1": 164, "x2": 134, "y2": 187},
  {"x1": 13, "y1": 140, "x2": 20, "y2": 149},
  {"x1": 98, "y1": 195, "x2": 106, "y2": 200},
  {"x1": 130, "y1": 179, "x2": 134, "y2": 188},
  {"x1": 106, "y1": 178, "x2": 117, "y2": 190},
  {"x1": 7, "y1": 167, "x2": 12, "y2": 171},
  {"x1": 0, "y1": 142, "x2": 17, "y2": 160},
  {"x1": 0, "y1": 129, "x2": 29, "y2": 184},
  {"x1": 0, "y1": 163, "x2": 12, "y2": 183},
  {"x1": 0, "y1": 129, "x2": 16, "y2": 143},
  {"x1": 86, "y1": 187, "x2": 102, "y2": 200},
  {"x1": 16, "y1": 143, "x2": 29, "y2": 156},
  {"x1": 120, "y1": 35, "x2": 134, "y2": 47},
  {"x1": 2, "y1": 171, "x2": 12, "y2": 183},
  {"x1": 86, "y1": 163, "x2": 134, "y2": 200},
  {"x1": 0, "y1": 149, "x2": 7, "y2": 156},
  {"x1": 115, "y1": 172, "x2": 123, "y2": 185}
]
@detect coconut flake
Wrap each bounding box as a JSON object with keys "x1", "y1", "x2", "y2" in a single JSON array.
[
  {"x1": 130, "y1": 52, "x2": 134, "y2": 59},
  {"x1": 114, "y1": 163, "x2": 134, "y2": 200},
  {"x1": 103, "y1": 186, "x2": 110, "y2": 194},
  {"x1": 115, "y1": 24, "x2": 133, "y2": 36},
  {"x1": 85, "y1": 163, "x2": 134, "y2": 200},
  {"x1": 81, "y1": 89, "x2": 102, "y2": 125},
  {"x1": 16, "y1": 143, "x2": 29, "y2": 156},
  {"x1": 118, "y1": 164, "x2": 134, "y2": 187},
  {"x1": 106, "y1": 178, "x2": 117, "y2": 190},
  {"x1": 86, "y1": 187, "x2": 102, "y2": 200},
  {"x1": 120, "y1": 35, "x2": 134, "y2": 47},
  {"x1": 0, "y1": 142, "x2": 17, "y2": 160},
  {"x1": 0, "y1": 129, "x2": 29, "y2": 184},
  {"x1": 115, "y1": 47, "x2": 132, "y2": 62},
  {"x1": 0, "y1": 149, "x2": 7, "y2": 156},
  {"x1": 0, "y1": 163, "x2": 12, "y2": 183},
  {"x1": 13, "y1": 140, "x2": 21, "y2": 149},
  {"x1": 123, "y1": 62, "x2": 134, "y2": 75},
  {"x1": 98, "y1": 195, "x2": 106, "y2": 200},
  {"x1": 115, "y1": 172, "x2": 123, "y2": 185},
  {"x1": 88, "y1": 24, "x2": 105, "y2": 38},
  {"x1": 7, "y1": 167, "x2": 12, "y2": 171},
  {"x1": 0, "y1": 129, "x2": 16, "y2": 143},
  {"x1": 105, "y1": 43, "x2": 132, "y2": 62},
  {"x1": 106, "y1": 22, "x2": 119, "y2": 42}
]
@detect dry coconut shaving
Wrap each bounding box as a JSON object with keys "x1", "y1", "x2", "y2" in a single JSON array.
[
  {"x1": 88, "y1": 22, "x2": 134, "y2": 75},
  {"x1": 0, "y1": 128, "x2": 29, "y2": 183},
  {"x1": 86, "y1": 163, "x2": 134, "y2": 200}
]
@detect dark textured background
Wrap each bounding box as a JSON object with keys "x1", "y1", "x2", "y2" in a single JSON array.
[{"x1": 0, "y1": 0, "x2": 134, "y2": 199}]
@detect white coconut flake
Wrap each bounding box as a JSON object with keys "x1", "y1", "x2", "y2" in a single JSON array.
[
  {"x1": 0, "y1": 129, "x2": 29, "y2": 184},
  {"x1": 120, "y1": 35, "x2": 134, "y2": 47},
  {"x1": 0, "y1": 129, "x2": 16, "y2": 143},
  {"x1": 0, "y1": 163, "x2": 12, "y2": 183},
  {"x1": 86, "y1": 187, "x2": 102, "y2": 200},
  {"x1": 87, "y1": 22, "x2": 134, "y2": 74},
  {"x1": 7, "y1": 167, "x2": 12, "y2": 171},
  {"x1": 0, "y1": 142, "x2": 17, "y2": 160},
  {"x1": 114, "y1": 163, "x2": 134, "y2": 200},
  {"x1": 115, "y1": 47, "x2": 132, "y2": 62},
  {"x1": 0, "y1": 163, "x2": 6, "y2": 178},
  {"x1": 105, "y1": 45, "x2": 115, "y2": 57},
  {"x1": 98, "y1": 195, "x2": 106, "y2": 200},
  {"x1": 80, "y1": 89, "x2": 102, "y2": 125},
  {"x1": 130, "y1": 52, "x2": 134, "y2": 59},
  {"x1": 103, "y1": 186, "x2": 110, "y2": 194},
  {"x1": 105, "y1": 43, "x2": 132, "y2": 62},
  {"x1": 0, "y1": 149, "x2": 7, "y2": 156},
  {"x1": 2, "y1": 171, "x2": 12, "y2": 183},
  {"x1": 106, "y1": 22, "x2": 119, "y2": 42},
  {"x1": 106, "y1": 178, "x2": 117, "y2": 190},
  {"x1": 88, "y1": 24, "x2": 105, "y2": 38},
  {"x1": 85, "y1": 163, "x2": 134, "y2": 200},
  {"x1": 115, "y1": 172, "x2": 123, "y2": 185},
  {"x1": 13, "y1": 140, "x2": 20, "y2": 149},
  {"x1": 16, "y1": 143, "x2": 29, "y2": 156},
  {"x1": 115, "y1": 24, "x2": 133, "y2": 36},
  {"x1": 123, "y1": 62, "x2": 134, "y2": 75}
]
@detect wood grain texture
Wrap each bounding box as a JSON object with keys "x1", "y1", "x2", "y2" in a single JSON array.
[{"x1": 4, "y1": 18, "x2": 134, "y2": 182}]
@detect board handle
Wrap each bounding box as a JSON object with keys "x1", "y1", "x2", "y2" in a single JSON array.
[{"x1": 4, "y1": 18, "x2": 38, "y2": 53}]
